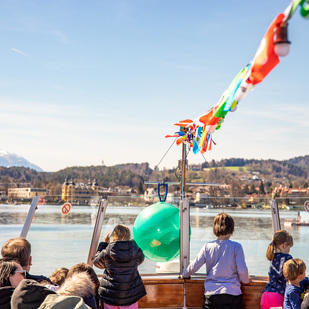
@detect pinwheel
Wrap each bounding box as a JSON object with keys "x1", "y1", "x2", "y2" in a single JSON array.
[{"x1": 166, "y1": 0, "x2": 308, "y2": 155}]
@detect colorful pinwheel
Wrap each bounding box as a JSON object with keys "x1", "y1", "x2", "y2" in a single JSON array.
[{"x1": 166, "y1": 0, "x2": 308, "y2": 154}]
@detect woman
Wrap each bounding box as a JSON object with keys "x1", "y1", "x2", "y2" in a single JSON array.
[{"x1": 0, "y1": 261, "x2": 25, "y2": 309}]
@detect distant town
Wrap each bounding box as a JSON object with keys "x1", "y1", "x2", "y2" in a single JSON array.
[{"x1": 0, "y1": 155, "x2": 308, "y2": 209}]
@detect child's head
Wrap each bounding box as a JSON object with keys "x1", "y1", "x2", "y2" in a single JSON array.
[
  {"x1": 49, "y1": 267, "x2": 69, "y2": 286},
  {"x1": 213, "y1": 213, "x2": 234, "y2": 237},
  {"x1": 67, "y1": 263, "x2": 99, "y2": 289},
  {"x1": 111, "y1": 224, "x2": 131, "y2": 241},
  {"x1": 283, "y1": 258, "x2": 306, "y2": 282},
  {"x1": 266, "y1": 229, "x2": 293, "y2": 261}
]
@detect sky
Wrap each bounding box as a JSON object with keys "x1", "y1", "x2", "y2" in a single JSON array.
[{"x1": 0, "y1": 0, "x2": 308, "y2": 172}]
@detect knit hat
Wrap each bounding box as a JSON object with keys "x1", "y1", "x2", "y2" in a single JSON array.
[{"x1": 11, "y1": 279, "x2": 56, "y2": 309}]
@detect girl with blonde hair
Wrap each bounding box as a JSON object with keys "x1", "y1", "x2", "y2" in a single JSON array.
[
  {"x1": 260, "y1": 229, "x2": 294, "y2": 309},
  {"x1": 93, "y1": 224, "x2": 146, "y2": 309}
]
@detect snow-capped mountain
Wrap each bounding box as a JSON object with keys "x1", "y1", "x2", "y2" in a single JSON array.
[{"x1": 0, "y1": 149, "x2": 43, "y2": 172}]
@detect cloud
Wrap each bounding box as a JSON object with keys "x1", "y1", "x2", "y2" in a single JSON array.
[{"x1": 11, "y1": 48, "x2": 29, "y2": 57}]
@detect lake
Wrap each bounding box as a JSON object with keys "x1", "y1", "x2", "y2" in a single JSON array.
[{"x1": 0, "y1": 203, "x2": 307, "y2": 278}]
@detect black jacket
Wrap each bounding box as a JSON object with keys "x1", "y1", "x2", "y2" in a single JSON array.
[
  {"x1": 0, "y1": 286, "x2": 14, "y2": 309},
  {"x1": 93, "y1": 240, "x2": 146, "y2": 306},
  {"x1": 11, "y1": 279, "x2": 56, "y2": 309},
  {"x1": 25, "y1": 273, "x2": 53, "y2": 284}
]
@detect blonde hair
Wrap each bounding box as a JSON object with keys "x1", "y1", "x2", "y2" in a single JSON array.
[
  {"x1": 0, "y1": 261, "x2": 16, "y2": 287},
  {"x1": 266, "y1": 230, "x2": 293, "y2": 261},
  {"x1": 111, "y1": 224, "x2": 131, "y2": 241},
  {"x1": 49, "y1": 267, "x2": 69, "y2": 286},
  {"x1": 283, "y1": 258, "x2": 306, "y2": 281}
]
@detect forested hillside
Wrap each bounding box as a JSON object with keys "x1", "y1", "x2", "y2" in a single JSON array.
[{"x1": 0, "y1": 155, "x2": 308, "y2": 195}]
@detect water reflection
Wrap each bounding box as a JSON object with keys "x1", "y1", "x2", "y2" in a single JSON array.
[{"x1": 0, "y1": 204, "x2": 308, "y2": 277}]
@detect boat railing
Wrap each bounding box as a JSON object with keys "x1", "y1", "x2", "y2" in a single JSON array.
[{"x1": 2, "y1": 195, "x2": 309, "y2": 308}]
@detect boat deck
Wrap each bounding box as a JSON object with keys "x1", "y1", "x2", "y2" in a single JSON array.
[{"x1": 138, "y1": 275, "x2": 268, "y2": 308}]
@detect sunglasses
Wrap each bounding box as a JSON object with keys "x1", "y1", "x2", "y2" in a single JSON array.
[{"x1": 13, "y1": 270, "x2": 27, "y2": 277}]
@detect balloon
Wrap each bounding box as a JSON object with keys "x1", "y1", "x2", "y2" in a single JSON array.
[{"x1": 133, "y1": 202, "x2": 180, "y2": 262}]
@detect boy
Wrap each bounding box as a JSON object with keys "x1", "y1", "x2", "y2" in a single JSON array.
[
  {"x1": 283, "y1": 258, "x2": 309, "y2": 309},
  {"x1": 183, "y1": 213, "x2": 249, "y2": 309}
]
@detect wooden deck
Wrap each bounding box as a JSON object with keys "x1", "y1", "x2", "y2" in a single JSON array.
[{"x1": 139, "y1": 276, "x2": 268, "y2": 308}]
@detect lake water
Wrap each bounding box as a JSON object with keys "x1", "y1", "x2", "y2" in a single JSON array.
[{"x1": 0, "y1": 203, "x2": 308, "y2": 278}]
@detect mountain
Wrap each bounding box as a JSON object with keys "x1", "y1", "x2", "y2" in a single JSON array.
[{"x1": 0, "y1": 149, "x2": 43, "y2": 172}]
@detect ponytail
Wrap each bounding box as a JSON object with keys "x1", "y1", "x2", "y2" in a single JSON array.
[{"x1": 266, "y1": 241, "x2": 275, "y2": 261}]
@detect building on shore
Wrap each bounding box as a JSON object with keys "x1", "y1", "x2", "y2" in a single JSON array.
[
  {"x1": 61, "y1": 178, "x2": 118, "y2": 205},
  {"x1": 61, "y1": 178, "x2": 100, "y2": 204},
  {"x1": 8, "y1": 187, "x2": 49, "y2": 200}
]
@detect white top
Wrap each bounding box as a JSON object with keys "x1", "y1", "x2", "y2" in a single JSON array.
[{"x1": 183, "y1": 239, "x2": 249, "y2": 296}]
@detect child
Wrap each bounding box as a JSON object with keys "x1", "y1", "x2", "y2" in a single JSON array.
[
  {"x1": 66, "y1": 263, "x2": 100, "y2": 309},
  {"x1": 260, "y1": 229, "x2": 294, "y2": 309},
  {"x1": 183, "y1": 213, "x2": 249, "y2": 309},
  {"x1": 49, "y1": 267, "x2": 69, "y2": 287},
  {"x1": 283, "y1": 258, "x2": 309, "y2": 309},
  {"x1": 93, "y1": 224, "x2": 146, "y2": 309}
]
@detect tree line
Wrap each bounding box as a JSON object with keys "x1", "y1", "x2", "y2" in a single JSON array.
[{"x1": 0, "y1": 155, "x2": 308, "y2": 196}]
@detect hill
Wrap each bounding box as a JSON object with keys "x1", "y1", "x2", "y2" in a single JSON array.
[
  {"x1": 0, "y1": 156, "x2": 308, "y2": 196},
  {"x1": 287, "y1": 155, "x2": 309, "y2": 169}
]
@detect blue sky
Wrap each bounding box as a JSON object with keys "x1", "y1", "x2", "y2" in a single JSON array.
[{"x1": 0, "y1": 0, "x2": 308, "y2": 172}]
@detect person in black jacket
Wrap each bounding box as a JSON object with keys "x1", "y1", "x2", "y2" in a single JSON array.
[{"x1": 93, "y1": 224, "x2": 146, "y2": 309}]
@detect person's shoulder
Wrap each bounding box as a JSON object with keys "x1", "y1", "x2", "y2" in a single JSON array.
[
  {"x1": 26, "y1": 273, "x2": 53, "y2": 284},
  {"x1": 276, "y1": 252, "x2": 293, "y2": 260},
  {"x1": 227, "y1": 239, "x2": 243, "y2": 248}
]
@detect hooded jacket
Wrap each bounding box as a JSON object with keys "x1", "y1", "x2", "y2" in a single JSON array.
[
  {"x1": 38, "y1": 295, "x2": 91, "y2": 309},
  {"x1": 93, "y1": 240, "x2": 146, "y2": 306},
  {"x1": 0, "y1": 286, "x2": 14, "y2": 309},
  {"x1": 11, "y1": 279, "x2": 56, "y2": 309},
  {"x1": 57, "y1": 272, "x2": 97, "y2": 309}
]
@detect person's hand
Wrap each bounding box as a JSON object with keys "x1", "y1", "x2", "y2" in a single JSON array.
[{"x1": 104, "y1": 232, "x2": 112, "y2": 243}]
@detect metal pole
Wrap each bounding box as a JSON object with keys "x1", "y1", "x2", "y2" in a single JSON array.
[
  {"x1": 180, "y1": 198, "x2": 190, "y2": 274},
  {"x1": 87, "y1": 199, "x2": 107, "y2": 266},
  {"x1": 20, "y1": 196, "x2": 40, "y2": 238},
  {"x1": 181, "y1": 143, "x2": 187, "y2": 201},
  {"x1": 270, "y1": 199, "x2": 281, "y2": 233}
]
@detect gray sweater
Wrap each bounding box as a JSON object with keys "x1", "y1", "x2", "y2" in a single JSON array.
[{"x1": 183, "y1": 239, "x2": 249, "y2": 296}]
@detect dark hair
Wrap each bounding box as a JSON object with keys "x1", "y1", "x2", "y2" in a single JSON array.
[
  {"x1": 283, "y1": 258, "x2": 306, "y2": 281},
  {"x1": 0, "y1": 261, "x2": 17, "y2": 287},
  {"x1": 213, "y1": 213, "x2": 234, "y2": 237},
  {"x1": 1, "y1": 237, "x2": 31, "y2": 267}
]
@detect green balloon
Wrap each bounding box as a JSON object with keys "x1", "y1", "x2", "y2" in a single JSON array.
[{"x1": 133, "y1": 202, "x2": 180, "y2": 262}]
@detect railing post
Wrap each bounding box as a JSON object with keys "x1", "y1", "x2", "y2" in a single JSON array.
[
  {"x1": 270, "y1": 199, "x2": 281, "y2": 233},
  {"x1": 87, "y1": 199, "x2": 107, "y2": 266},
  {"x1": 20, "y1": 196, "x2": 40, "y2": 238},
  {"x1": 180, "y1": 198, "x2": 190, "y2": 275}
]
